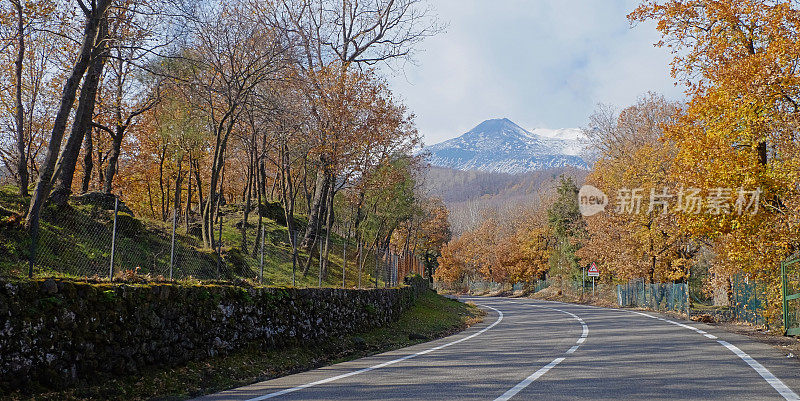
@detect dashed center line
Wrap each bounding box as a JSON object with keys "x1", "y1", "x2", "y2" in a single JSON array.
[{"x1": 491, "y1": 300, "x2": 589, "y2": 401}]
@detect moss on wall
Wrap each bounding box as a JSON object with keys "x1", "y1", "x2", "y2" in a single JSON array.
[{"x1": 0, "y1": 276, "x2": 428, "y2": 391}]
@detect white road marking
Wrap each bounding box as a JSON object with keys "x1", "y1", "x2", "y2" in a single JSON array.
[
  {"x1": 718, "y1": 340, "x2": 800, "y2": 401},
  {"x1": 538, "y1": 300, "x2": 800, "y2": 401},
  {"x1": 493, "y1": 357, "x2": 566, "y2": 401},
  {"x1": 242, "y1": 304, "x2": 505, "y2": 401},
  {"x1": 491, "y1": 300, "x2": 589, "y2": 400}
]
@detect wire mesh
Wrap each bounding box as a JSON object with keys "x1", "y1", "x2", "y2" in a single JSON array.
[
  {"x1": 730, "y1": 275, "x2": 768, "y2": 327},
  {"x1": 616, "y1": 280, "x2": 689, "y2": 315},
  {"x1": 10, "y1": 193, "x2": 410, "y2": 289}
]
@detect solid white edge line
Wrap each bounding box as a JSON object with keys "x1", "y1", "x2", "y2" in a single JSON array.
[
  {"x1": 533, "y1": 299, "x2": 800, "y2": 401},
  {"x1": 718, "y1": 340, "x2": 800, "y2": 401},
  {"x1": 243, "y1": 304, "x2": 505, "y2": 401},
  {"x1": 493, "y1": 358, "x2": 566, "y2": 401}
]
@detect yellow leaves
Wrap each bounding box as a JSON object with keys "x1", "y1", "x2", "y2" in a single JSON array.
[
  {"x1": 667, "y1": 258, "x2": 689, "y2": 282},
  {"x1": 434, "y1": 210, "x2": 551, "y2": 285}
]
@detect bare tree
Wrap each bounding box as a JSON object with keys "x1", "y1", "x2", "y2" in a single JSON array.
[
  {"x1": 10, "y1": 0, "x2": 27, "y2": 196},
  {"x1": 256, "y1": 0, "x2": 439, "y2": 253},
  {"x1": 182, "y1": 0, "x2": 290, "y2": 248}
]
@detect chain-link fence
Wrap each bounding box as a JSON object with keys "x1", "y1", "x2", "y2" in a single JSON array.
[
  {"x1": 617, "y1": 280, "x2": 689, "y2": 315},
  {"x1": 731, "y1": 275, "x2": 769, "y2": 327},
  {"x1": 4, "y1": 192, "x2": 425, "y2": 288},
  {"x1": 433, "y1": 280, "x2": 510, "y2": 294}
]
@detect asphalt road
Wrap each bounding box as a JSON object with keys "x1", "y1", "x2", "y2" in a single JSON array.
[{"x1": 196, "y1": 297, "x2": 800, "y2": 400}]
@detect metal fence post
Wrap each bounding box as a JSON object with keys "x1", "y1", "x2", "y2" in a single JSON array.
[
  {"x1": 782, "y1": 260, "x2": 789, "y2": 334},
  {"x1": 109, "y1": 195, "x2": 119, "y2": 281},
  {"x1": 291, "y1": 230, "x2": 296, "y2": 287},
  {"x1": 216, "y1": 213, "x2": 223, "y2": 280},
  {"x1": 342, "y1": 236, "x2": 346, "y2": 288},
  {"x1": 392, "y1": 255, "x2": 400, "y2": 285},
  {"x1": 169, "y1": 207, "x2": 176, "y2": 281},
  {"x1": 318, "y1": 235, "x2": 323, "y2": 288},
  {"x1": 259, "y1": 225, "x2": 264, "y2": 284}
]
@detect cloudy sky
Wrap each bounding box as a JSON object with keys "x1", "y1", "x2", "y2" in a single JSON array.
[{"x1": 383, "y1": 0, "x2": 685, "y2": 146}]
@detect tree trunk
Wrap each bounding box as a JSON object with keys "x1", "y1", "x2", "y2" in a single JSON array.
[
  {"x1": 158, "y1": 145, "x2": 167, "y2": 221},
  {"x1": 103, "y1": 127, "x2": 124, "y2": 194},
  {"x1": 301, "y1": 163, "x2": 330, "y2": 249},
  {"x1": 80, "y1": 128, "x2": 94, "y2": 194},
  {"x1": 240, "y1": 150, "x2": 254, "y2": 253},
  {"x1": 51, "y1": 18, "x2": 108, "y2": 206},
  {"x1": 12, "y1": 0, "x2": 27, "y2": 196},
  {"x1": 214, "y1": 164, "x2": 226, "y2": 278},
  {"x1": 269, "y1": 169, "x2": 278, "y2": 201},
  {"x1": 278, "y1": 142, "x2": 298, "y2": 285},
  {"x1": 185, "y1": 157, "x2": 193, "y2": 233},
  {"x1": 342, "y1": 219, "x2": 350, "y2": 288},
  {"x1": 203, "y1": 116, "x2": 235, "y2": 249},
  {"x1": 173, "y1": 157, "x2": 183, "y2": 223},
  {"x1": 25, "y1": 1, "x2": 113, "y2": 276},
  {"x1": 96, "y1": 146, "x2": 105, "y2": 188},
  {"x1": 252, "y1": 154, "x2": 264, "y2": 258},
  {"x1": 193, "y1": 159, "x2": 203, "y2": 217}
]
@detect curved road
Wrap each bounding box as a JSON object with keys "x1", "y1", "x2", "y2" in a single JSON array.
[{"x1": 196, "y1": 297, "x2": 800, "y2": 400}]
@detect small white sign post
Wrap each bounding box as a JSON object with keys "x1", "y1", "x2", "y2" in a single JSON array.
[{"x1": 588, "y1": 262, "x2": 599, "y2": 295}]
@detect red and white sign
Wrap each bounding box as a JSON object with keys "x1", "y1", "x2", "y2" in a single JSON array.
[{"x1": 588, "y1": 262, "x2": 599, "y2": 277}]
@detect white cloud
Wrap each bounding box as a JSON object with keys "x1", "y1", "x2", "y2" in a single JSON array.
[{"x1": 383, "y1": 0, "x2": 684, "y2": 145}]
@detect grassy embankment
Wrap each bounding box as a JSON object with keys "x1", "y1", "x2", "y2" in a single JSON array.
[
  {"x1": 0, "y1": 185, "x2": 386, "y2": 287},
  {"x1": 3, "y1": 290, "x2": 484, "y2": 401}
]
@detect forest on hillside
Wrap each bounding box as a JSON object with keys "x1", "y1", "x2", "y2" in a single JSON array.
[
  {"x1": 0, "y1": 0, "x2": 450, "y2": 284},
  {"x1": 422, "y1": 166, "x2": 587, "y2": 236}
]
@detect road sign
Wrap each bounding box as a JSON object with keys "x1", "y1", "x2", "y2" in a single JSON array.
[{"x1": 588, "y1": 262, "x2": 599, "y2": 277}]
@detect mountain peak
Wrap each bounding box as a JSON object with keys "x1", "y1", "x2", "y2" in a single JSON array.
[
  {"x1": 468, "y1": 118, "x2": 525, "y2": 136},
  {"x1": 427, "y1": 118, "x2": 587, "y2": 174},
  {"x1": 471, "y1": 117, "x2": 517, "y2": 130}
]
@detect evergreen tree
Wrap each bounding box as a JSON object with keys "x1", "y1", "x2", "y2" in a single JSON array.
[{"x1": 547, "y1": 176, "x2": 585, "y2": 282}]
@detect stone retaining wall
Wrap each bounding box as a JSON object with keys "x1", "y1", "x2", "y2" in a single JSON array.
[{"x1": 0, "y1": 276, "x2": 427, "y2": 390}]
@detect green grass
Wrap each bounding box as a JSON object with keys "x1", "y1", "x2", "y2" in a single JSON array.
[
  {"x1": 3, "y1": 291, "x2": 484, "y2": 401},
  {"x1": 0, "y1": 185, "x2": 385, "y2": 288}
]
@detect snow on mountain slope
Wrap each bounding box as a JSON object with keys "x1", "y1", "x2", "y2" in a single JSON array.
[{"x1": 426, "y1": 118, "x2": 587, "y2": 173}]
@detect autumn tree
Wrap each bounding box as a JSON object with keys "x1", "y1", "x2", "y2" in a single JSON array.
[
  {"x1": 631, "y1": 0, "x2": 800, "y2": 318},
  {"x1": 256, "y1": 0, "x2": 439, "y2": 253},
  {"x1": 577, "y1": 93, "x2": 690, "y2": 283}
]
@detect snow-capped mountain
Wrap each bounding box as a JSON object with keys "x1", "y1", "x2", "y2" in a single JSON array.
[{"x1": 426, "y1": 118, "x2": 588, "y2": 173}]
